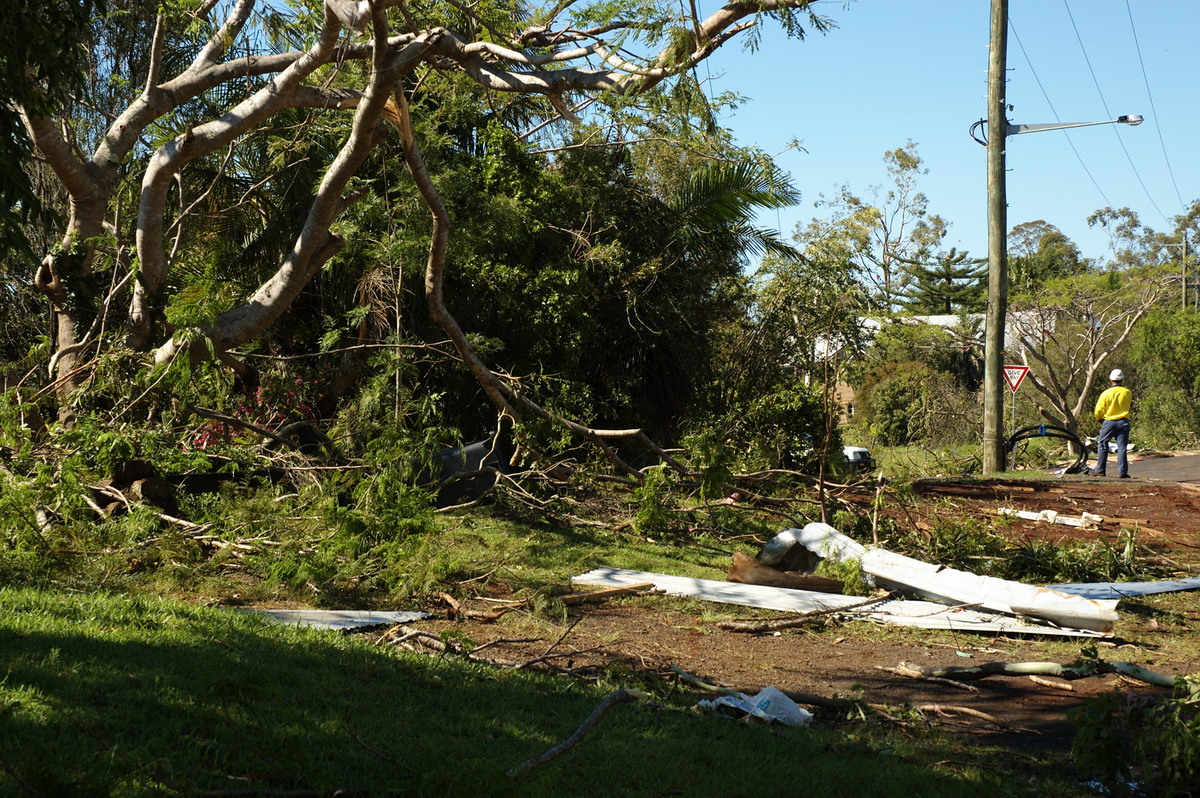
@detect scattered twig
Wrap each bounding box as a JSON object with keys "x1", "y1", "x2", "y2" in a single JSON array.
[
  {"x1": 0, "y1": 753, "x2": 45, "y2": 798},
  {"x1": 508, "y1": 688, "x2": 647, "y2": 777},
  {"x1": 514, "y1": 644, "x2": 607, "y2": 671},
  {"x1": 468, "y1": 637, "x2": 543, "y2": 656},
  {"x1": 912, "y1": 703, "x2": 1010, "y2": 729},
  {"x1": 876, "y1": 664, "x2": 980, "y2": 693},
  {"x1": 669, "y1": 665, "x2": 742, "y2": 697},
  {"x1": 516, "y1": 618, "x2": 581, "y2": 670},
  {"x1": 717, "y1": 593, "x2": 894, "y2": 633},
  {"x1": 1028, "y1": 674, "x2": 1074, "y2": 691}
]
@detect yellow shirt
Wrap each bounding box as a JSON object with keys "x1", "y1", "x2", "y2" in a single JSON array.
[{"x1": 1094, "y1": 385, "x2": 1132, "y2": 421}]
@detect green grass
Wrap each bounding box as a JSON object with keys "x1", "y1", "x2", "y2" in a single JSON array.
[{"x1": 0, "y1": 587, "x2": 1093, "y2": 797}]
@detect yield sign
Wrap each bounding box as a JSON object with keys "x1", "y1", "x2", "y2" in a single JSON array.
[{"x1": 1003, "y1": 365, "x2": 1030, "y2": 392}]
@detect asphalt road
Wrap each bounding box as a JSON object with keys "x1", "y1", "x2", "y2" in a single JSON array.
[{"x1": 1090, "y1": 451, "x2": 1200, "y2": 483}]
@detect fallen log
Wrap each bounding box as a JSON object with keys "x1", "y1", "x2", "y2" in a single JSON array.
[
  {"x1": 725, "y1": 552, "x2": 844, "y2": 594},
  {"x1": 891, "y1": 659, "x2": 1196, "y2": 693}
]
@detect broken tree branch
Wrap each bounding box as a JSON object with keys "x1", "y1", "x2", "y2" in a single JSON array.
[
  {"x1": 716, "y1": 593, "x2": 894, "y2": 634},
  {"x1": 507, "y1": 688, "x2": 647, "y2": 777}
]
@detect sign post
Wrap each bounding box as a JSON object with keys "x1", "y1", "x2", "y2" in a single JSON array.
[{"x1": 1002, "y1": 366, "x2": 1030, "y2": 462}]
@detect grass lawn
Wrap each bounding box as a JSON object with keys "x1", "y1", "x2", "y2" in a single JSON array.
[{"x1": 0, "y1": 587, "x2": 1086, "y2": 797}]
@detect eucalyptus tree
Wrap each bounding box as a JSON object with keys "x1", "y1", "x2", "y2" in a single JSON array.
[
  {"x1": 1006, "y1": 220, "x2": 1086, "y2": 293},
  {"x1": 1, "y1": 0, "x2": 105, "y2": 259},
  {"x1": 10, "y1": 0, "x2": 834, "y2": 479},
  {"x1": 801, "y1": 141, "x2": 946, "y2": 312},
  {"x1": 1007, "y1": 270, "x2": 1165, "y2": 443}
]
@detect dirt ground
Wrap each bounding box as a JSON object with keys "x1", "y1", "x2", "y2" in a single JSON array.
[{"x1": 420, "y1": 469, "x2": 1200, "y2": 754}]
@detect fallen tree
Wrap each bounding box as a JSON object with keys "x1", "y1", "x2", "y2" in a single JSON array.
[{"x1": 17, "y1": 0, "x2": 829, "y2": 474}]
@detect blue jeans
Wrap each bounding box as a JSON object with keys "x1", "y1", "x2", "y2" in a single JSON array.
[{"x1": 1095, "y1": 418, "x2": 1130, "y2": 477}]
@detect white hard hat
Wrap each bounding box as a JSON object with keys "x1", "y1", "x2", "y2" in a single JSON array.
[{"x1": 1109, "y1": 368, "x2": 1125, "y2": 381}]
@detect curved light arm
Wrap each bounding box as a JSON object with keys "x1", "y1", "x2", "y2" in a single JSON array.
[
  {"x1": 970, "y1": 114, "x2": 1143, "y2": 146},
  {"x1": 1008, "y1": 114, "x2": 1143, "y2": 136}
]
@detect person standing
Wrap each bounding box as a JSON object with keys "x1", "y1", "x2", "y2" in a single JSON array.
[{"x1": 1090, "y1": 368, "x2": 1132, "y2": 478}]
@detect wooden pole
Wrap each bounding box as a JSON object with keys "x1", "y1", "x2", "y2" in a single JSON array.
[{"x1": 983, "y1": 0, "x2": 1009, "y2": 474}]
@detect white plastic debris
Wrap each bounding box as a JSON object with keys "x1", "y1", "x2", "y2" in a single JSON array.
[
  {"x1": 697, "y1": 686, "x2": 813, "y2": 726},
  {"x1": 757, "y1": 528, "x2": 802, "y2": 565}
]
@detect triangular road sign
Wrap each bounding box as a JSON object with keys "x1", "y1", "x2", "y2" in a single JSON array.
[{"x1": 1003, "y1": 365, "x2": 1030, "y2": 392}]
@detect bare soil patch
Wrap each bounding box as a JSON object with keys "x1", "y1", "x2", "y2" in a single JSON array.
[{"x1": 423, "y1": 476, "x2": 1200, "y2": 754}]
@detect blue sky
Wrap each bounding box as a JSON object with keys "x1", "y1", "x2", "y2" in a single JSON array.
[{"x1": 708, "y1": 0, "x2": 1197, "y2": 265}]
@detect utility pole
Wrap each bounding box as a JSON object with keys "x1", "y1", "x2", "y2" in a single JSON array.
[
  {"x1": 982, "y1": 0, "x2": 1008, "y2": 474},
  {"x1": 1183, "y1": 234, "x2": 1189, "y2": 311}
]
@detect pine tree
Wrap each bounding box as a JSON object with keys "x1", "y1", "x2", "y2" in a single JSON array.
[{"x1": 899, "y1": 248, "x2": 987, "y2": 314}]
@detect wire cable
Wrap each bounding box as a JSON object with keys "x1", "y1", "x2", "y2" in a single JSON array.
[
  {"x1": 1008, "y1": 21, "x2": 1116, "y2": 211},
  {"x1": 1062, "y1": 0, "x2": 1169, "y2": 225},
  {"x1": 1124, "y1": 0, "x2": 1187, "y2": 214}
]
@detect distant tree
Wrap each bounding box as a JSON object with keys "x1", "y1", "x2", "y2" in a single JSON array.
[
  {"x1": 1130, "y1": 309, "x2": 1200, "y2": 447},
  {"x1": 1088, "y1": 207, "x2": 1152, "y2": 270},
  {"x1": 800, "y1": 141, "x2": 946, "y2": 312},
  {"x1": 1007, "y1": 221, "x2": 1086, "y2": 292},
  {"x1": 898, "y1": 247, "x2": 986, "y2": 314}
]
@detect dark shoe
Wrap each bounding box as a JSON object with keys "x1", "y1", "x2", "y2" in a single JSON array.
[
  {"x1": 1118, "y1": 474, "x2": 1130, "y2": 479},
  {"x1": 1088, "y1": 469, "x2": 1106, "y2": 476}
]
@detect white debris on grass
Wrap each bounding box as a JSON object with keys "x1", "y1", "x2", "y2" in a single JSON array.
[
  {"x1": 239, "y1": 609, "x2": 428, "y2": 630},
  {"x1": 697, "y1": 686, "x2": 813, "y2": 726},
  {"x1": 571, "y1": 567, "x2": 1107, "y2": 637}
]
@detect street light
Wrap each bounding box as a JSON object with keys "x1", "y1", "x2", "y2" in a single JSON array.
[
  {"x1": 969, "y1": 114, "x2": 1144, "y2": 144},
  {"x1": 975, "y1": 2, "x2": 1144, "y2": 475}
]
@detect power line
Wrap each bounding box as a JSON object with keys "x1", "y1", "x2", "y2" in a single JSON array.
[
  {"x1": 1124, "y1": 0, "x2": 1187, "y2": 215},
  {"x1": 1062, "y1": 0, "x2": 1169, "y2": 226},
  {"x1": 1007, "y1": 21, "x2": 1116, "y2": 211}
]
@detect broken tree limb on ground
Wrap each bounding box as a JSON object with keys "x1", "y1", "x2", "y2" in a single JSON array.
[
  {"x1": 891, "y1": 659, "x2": 1198, "y2": 694},
  {"x1": 508, "y1": 689, "x2": 647, "y2": 777},
  {"x1": 725, "y1": 552, "x2": 845, "y2": 594},
  {"x1": 717, "y1": 593, "x2": 893, "y2": 633},
  {"x1": 876, "y1": 664, "x2": 981, "y2": 693},
  {"x1": 560, "y1": 582, "x2": 659, "y2": 605}
]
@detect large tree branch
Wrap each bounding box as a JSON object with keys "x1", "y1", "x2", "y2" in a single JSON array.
[
  {"x1": 131, "y1": 4, "x2": 351, "y2": 346},
  {"x1": 153, "y1": 4, "x2": 418, "y2": 362}
]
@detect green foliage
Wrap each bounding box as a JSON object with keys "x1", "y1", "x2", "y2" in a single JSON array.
[
  {"x1": 1071, "y1": 677, "x2": 1200, "y2": 797},
  {"x1": 631, "y1": 465, "x2": 679, "y2": 538},
  {"x1": 1007, "y1": 220, "x2": 1086, "y2": 294},
  {"x1": 1130, "y1": 309, "x2": 1200, "y2": 447},
  {"x1": 854, "y1": 317, "x2": 983, "y2": 394},
  {"x1": 881, "y1": 510, "x2": 1160, "y2": 586},
  {"x1": 1, "y1": 0, "x2": 104, "y2": 257},
  {"x1": 681, "y1": 427, "x2": 735, "y2": 502},
  {"x1": 856, "y1": 361, "x2": 940, "y2": 446},
  {"x1": 897, "y1": 248, "x2": 986, "y2": 315},
  {"x1": 739, "y1": 383, "x2": 834, "y2": 470}
]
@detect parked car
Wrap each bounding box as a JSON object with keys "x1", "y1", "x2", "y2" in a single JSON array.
[{"x1": 843, "y1": 446, "x2": 876, "y2": 472}]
